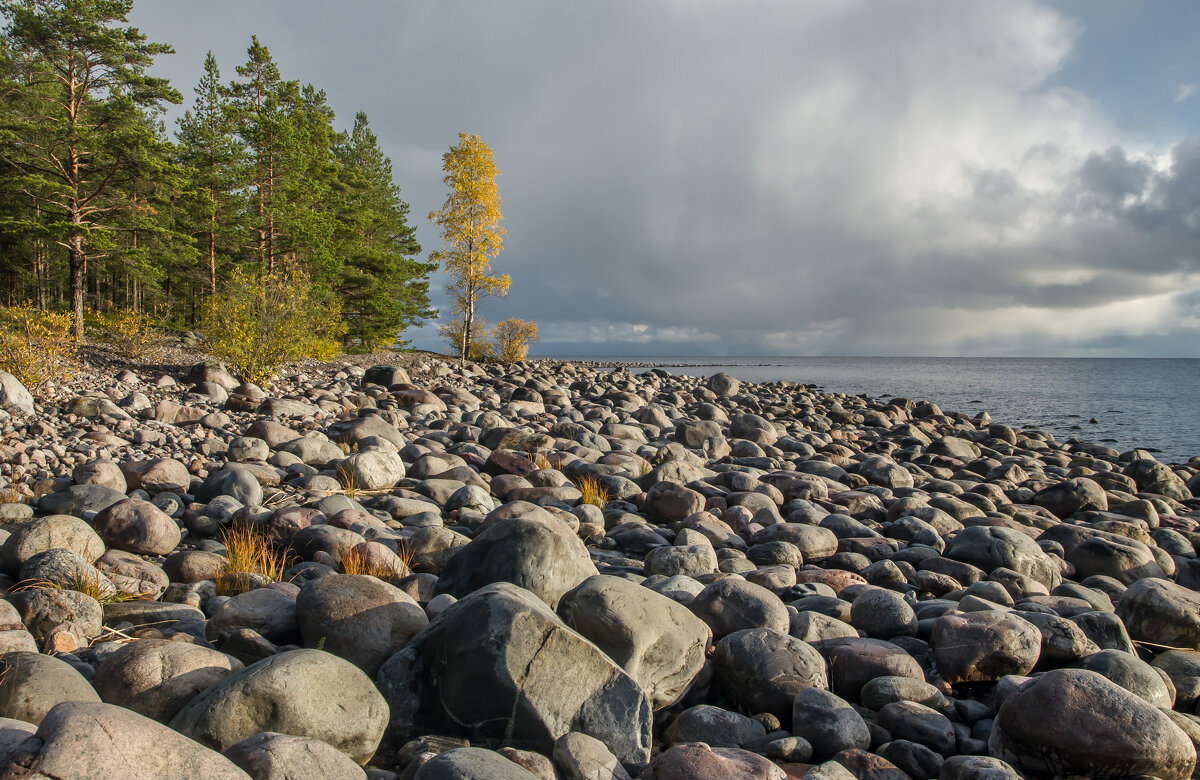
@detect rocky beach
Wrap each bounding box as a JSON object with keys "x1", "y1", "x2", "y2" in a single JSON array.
[{"x1": 0, "y1": 348, "x2": 1195, "y2": 779}]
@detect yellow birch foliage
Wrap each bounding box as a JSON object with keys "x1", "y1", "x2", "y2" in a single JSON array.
[
  {"x1": 493, "y1": 318, "x2": 538, "y2": 363},
  {"x1": 428, "y1": 133, "x2": 510, "y2": 363}
]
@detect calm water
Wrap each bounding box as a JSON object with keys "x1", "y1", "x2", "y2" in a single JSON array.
[{"x1": 566, "y1": 357, "x2": 1200, "y2": 465}]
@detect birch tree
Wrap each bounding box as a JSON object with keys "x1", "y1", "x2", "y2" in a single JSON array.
[{"x1": 429, "y1": 132, "x2": 508, "y2": 364}]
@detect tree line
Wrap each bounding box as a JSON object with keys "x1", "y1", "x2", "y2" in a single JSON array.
[{"x1": 0, "y1": 0, "x2": 435, "y2": 350}]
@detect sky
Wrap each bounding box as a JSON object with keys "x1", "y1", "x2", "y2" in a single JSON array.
[{"x1": 127, "y1": 1, "x2": 1200, "y2": 357}]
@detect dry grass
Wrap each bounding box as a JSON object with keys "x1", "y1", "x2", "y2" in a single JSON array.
[
  {"x1": 529, "y1": 450, "x2": 553, "y2": 470},
  {"x1": 574, "y1": 473, "x2": 610, "y2": 508},
  {"x1": 335, "y1": 463, "x2": 359, "y2": 499},
  {"x1": 216, "y1": 524, "x2": 293, "y2": 596},
  {"x1": 0, "y1": 471, "x2": 24, "y2": 505},
  {"x1": 12, "y1": 570, "x2": 151, "y2": 606},
  {"x1": 339, "y1": 541, "x2": 412, "y2": 583}
]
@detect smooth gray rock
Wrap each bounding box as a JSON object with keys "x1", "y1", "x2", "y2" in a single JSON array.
[
  {"x1": 377, "y1": 582, "x2": 652, "y2": 768},
  {"x1": 792, "y1": 687, "x2": 871, "y2": 759},
  {"x1": 1116, "y1": 577, "x2": 1200, "y2": 650},
  {"x1": 0, "y1": 371, "x2": 33, "y2": 415},
  {"x1": 433, "y1": 515, "x2": 598, "y2": 610},
  {"x1": 990, "y1": 668, "x2": 1196, "y2": 780},
  {"x1": 711, "y1": 627, "x2": 827, "y2": 720},
  {"x1": 169, "y1": 649, "x2": 388, "y2": 765},
  {"x1": 93, "y1": 638, "x2": 241, "y2": 723},
  {"x1": 413, "y1": 747, "x2": 539, "y2": 780},
  {"x1": 1, "y1": 701, "x2": 249, "y2": 778},
  {"x1": 0, "y1": 651, "x2": 101, "y2": 726},
  {"x1": 296, "y1": 574, "x2": 428, "y2": 676},
  {"x1": 557, "y1": 574, "x2": 710, "y2": 709},
  {"x1": 224, "y1": 731, "x2": 367, "y2": 780}
]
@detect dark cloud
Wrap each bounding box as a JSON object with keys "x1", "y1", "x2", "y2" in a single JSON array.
[{"x1": 129, "y1": 0, "x2": 1200, "y2": 356}]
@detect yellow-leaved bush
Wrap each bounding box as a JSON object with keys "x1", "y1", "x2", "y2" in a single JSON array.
[
  {"x1": 88, "y1": 307, "x2": 166, "y2": 362},
  {"x1": 200, "y1": 260, "x2": 345, "y2": 387},
  {"x1": 0, "y1": 303, "x2": 80, "y2": 396},
  {"x1": 492, "y1": 318, "x2": 538, "y2": 363}
]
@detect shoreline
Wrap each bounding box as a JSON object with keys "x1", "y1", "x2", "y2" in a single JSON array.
[{"x1": 0, "y1": 351, "x2": 1196, "y2": 776}]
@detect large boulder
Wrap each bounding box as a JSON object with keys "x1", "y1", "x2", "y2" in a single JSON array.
[
  {"x1": 5, "y1": 702, "x2": 249, "y2": 778},
  {"x1": 1116, "y1": 577, "x2": 1200, "y2": 650},
  {"x1": 711, "y1": 627, "x2": 828, "y2": 721},
  {"x1": 296, "y1": 574, "x2": 428, "y2": 676},
  {"x1": 1033, "y1": 477, "x2": 1108, "y2": 518},
  {"x1": 640, "y1": 743, "x2": 786, "y2": 780},
  {"x1": 557, "y1": 575, "x2": 710, "y2": 709},
  {"x1": 340, "y1": 448, "x2": 406, "y2": 490},
  {"x1": 931, "y1": 611, "x2": 1041, "y2": 684},
  {"x1": 433, "y1": 515, "x2": 598, "y2": 609},
  {"x1": 93, "y1": 638, "x2": 241, "y2": 723},
  {"x1": 0, "y1": 651, "x2": 101, "y2": 725},
  {"x1": 412, "y1": 747, "x2": 539, "y2": 780},
  {"x1": 687, "y1": 577, "x2": 789, "y2": 640},
  {"x1": 377, "y1": 582, "x2": 653, "y2": 768},
  {"x1": 990, "y1": 668, "x2": 1196, "y2": 779},
  {"x1": 944, "y1": 525, "x2": 1060, "y2": 589},
  {"x1": 91, "y1": 498, "x2": 181, "y2": 556},
  {"x1": 224, "y1": 731, "x2": 367, "y2": 780},
  {"x1": 169, "y1": 649, "x2": 388, "y2": 765},
  {"x1": 0, "y1": 514, "x2": 104, "y2": 574},
  {"x1": 0, "y1": 371, "x2": 33, "y2": 415}
]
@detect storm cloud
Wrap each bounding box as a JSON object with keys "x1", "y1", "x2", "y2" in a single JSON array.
[{"x1": 130, "y1": 0, "x2": 1200, "y2": 356}]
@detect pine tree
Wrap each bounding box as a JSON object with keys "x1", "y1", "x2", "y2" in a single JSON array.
[
  {"x1": 0, "y1": 0, "x2": 181, "y2": 338},
  {"x1": 334, "y1": 111, "x2": 433, "y2": 350},
  {"x1": 175, "y1": 51, "x2": 243, "y2": 303}
]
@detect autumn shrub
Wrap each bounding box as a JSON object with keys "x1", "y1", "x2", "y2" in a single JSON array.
[
  {"x1": 88, "y1": 307, "x2": 166, "y2": 361},
  {"x1": 492, "y1": 318, "x2": 538, "y2": 363},
  {"x1": 200, "y1": 260, "x2": 345, "y2": 387},
  {"x1": 439, "y1": 314, "x2": 494, "y2": 361},
  {"x1": 0, "y1": 303, "x2": 80, "y2": 396}
]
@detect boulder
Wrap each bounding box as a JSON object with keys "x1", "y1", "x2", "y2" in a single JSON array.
[
  {"x1": 412, "y1": 747, "x2": 539, "y2": 780},
  {"x1": 990, "y1": 668, "x2": 1196, "y2": 779},
  {"x1": 711, "y1": 627, "x2": 827, "y2": 720},
  {"x1": 944, "y1": 525, "x2": 1060, "y2": 589},
  {"x1": 687, "y1": 577, "x2": 789, "y2": 640},
  {"x1": 433, "y1": 515, "x2": 598, "y2": 610},
  {"x1": 1, "y1": 701, "x2": 249, "y2": 778},
  {"x1": 224, "y1": 731, "x2": 367, "y2": 780},
  {"x1": 377, "y1": 582, "x2": 652, "y2": 768},
  {"x1": 0, "y1": 651, "x2": 101, "y2": 725},
  {"x1": 91, "y1": 498, "x2": 181, "y2": 556},
  {"x1": 1116, "y1": 577, "x2": 1200, "y2": 650},
  {"x1": 93, "y1": 638, "x2": 241, "y2": 723},
  {"x1": 792, "y1": 687, "x2": 871, "y2": 759},
  {"x1": 640, "y1": 743, "x2": 786, "y2": 780},
  {"x1": 0, "y1": 514, "x2": 104, "y2": 574},
  {"x1": 0, "y1": 371, "x2": 33, "y2": 415},
  {"x1": 557, "y1": 575, "x2": 710, "y2": 709},
  {"x1": 931, "y1": 611, "x2": 1041, "y2": 684},
  {"x1": 296, "y1": 574, "x2": 428, "y2": 676},
  {"x1": 169, "y1": 649, "x2": 387, "y2": 765}
]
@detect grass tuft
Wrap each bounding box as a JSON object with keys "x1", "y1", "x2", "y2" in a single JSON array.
[
  {"x1": 12, "y1": 569, "x2": 151, "y2": 606},
  {"x1": 335, "y1": 462, "x2": 359, "y2": 499},
  {"x1": 574, "y1": 473, "x2": 610, "y2": 508},
  {"x1": 340, "y1": 542, "x2": 410, "y2": 582},
  {"x1": 216, "y1": 523, "x2": 293, "y2": 596},
  {"x1": 529, "y1": 450, "x2": 553, "y2": 470}
]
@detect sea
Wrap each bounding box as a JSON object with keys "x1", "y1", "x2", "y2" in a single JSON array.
[{"x1": 558, "y1": 357, "x2": 1200, "y2": 465}]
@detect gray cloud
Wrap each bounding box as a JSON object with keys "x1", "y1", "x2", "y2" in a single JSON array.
[{"x1": 129, "y1": 0, "x2": 1200, "y2": 356}]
